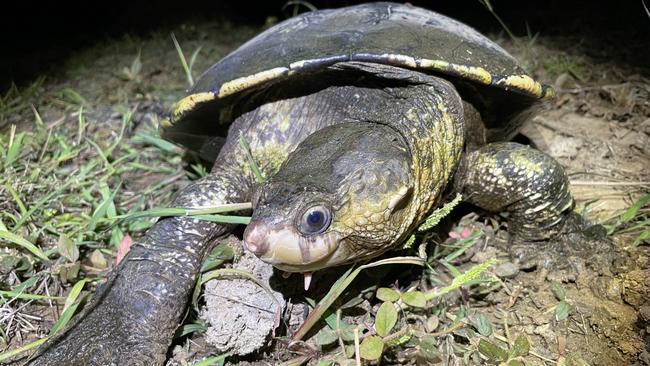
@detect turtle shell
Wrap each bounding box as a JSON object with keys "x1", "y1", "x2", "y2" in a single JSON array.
[{"x1": 162, "y1": 2, "x2": 552, "y2": 152}]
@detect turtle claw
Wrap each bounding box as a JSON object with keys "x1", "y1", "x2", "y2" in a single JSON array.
[{"x1": 508, "y1": 212, "x2": 614, "y2": 280}]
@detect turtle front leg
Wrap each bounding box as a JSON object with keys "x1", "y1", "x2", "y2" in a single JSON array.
[
  {"x1": 29, "y1": 172, "x2": 248, "y2": 366},
  {"x1": 453, "y1": 142, "x2": 611, "y2": 273}
]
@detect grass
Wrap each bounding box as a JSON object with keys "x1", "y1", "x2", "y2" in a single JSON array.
[
  {"x1": 0, "y1": 22, "x2": 254, "y2": 364},
  {"x1": 0, "y1": 85, "x2": 209, "y2": 361},
  {"x1": 0, "y1": 92, "x2": 254, "y2": 361}
]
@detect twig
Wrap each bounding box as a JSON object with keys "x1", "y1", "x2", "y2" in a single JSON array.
[{"x1": 570, "y1": 180, "x2": 650, "y2": 187}]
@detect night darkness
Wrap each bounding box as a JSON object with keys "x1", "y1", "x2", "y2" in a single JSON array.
[{"x1": 2, "y1": 0, "x2": 648, "y2": 89}]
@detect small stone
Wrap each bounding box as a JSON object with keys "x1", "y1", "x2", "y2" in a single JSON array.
[
  {"x1": 471, "y1": 246, "x2": 498, "y2": 263},
  {"x1": 603, "y1": 278, "x2": 623, "y2": 303},
  {"x1": 494, "y1": 262, "x2": 519, "y2": 278},
  {"x1": 639, "y1": 304, "x2": 650, "y2": 323},
  {"x1": 425, "y1": 315, "x2": 439, "y2": 332}
]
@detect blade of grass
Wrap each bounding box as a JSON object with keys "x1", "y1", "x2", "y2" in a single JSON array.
[
  {"x1": 478, "y1": 0, "x2": 517, "y2": 42},
  {"x1": 171, "y1": 32, "x2": 194, "y2": 87},
  {"x1": 293, "y1": 256, "x2": 424, "y2": 341},
  {"x1": 87, "y1": 182, "x2": 122, "y2": 231},
  {"x1": 0, "y1": 230, "x2": 49, "y2": 261},
  {"x1": 238, "y1": 133, "x2": 264, "y2": 183},
  {"x1": 192, "y1": 214, "x2": 251, "y2": 225},
  {"x1": 0, "y1": 337, "x2": 48, "y2": 363},
  {"x1": 442, "y1": 232, "x2": 482, "y2": 262},
  {"x1": 76, "y1": 105, "x2": 85, "y2": 146},
  {"x1": 0, "y1": 281, "x2": 88, "y2": 361},
  {"x1": 14, "y1": 161, "x2": 97, "y2": 229},
  {"x1": 188, "y1": 46, "x2": 203, "y2": 76},
  {"x1": 607, "y1": 193, "x2": 650, "y2": 235},
  {"x1": 190, "y1": 353, "x2": 229, "y2": 366},
  {"x1": 4, "y1": 125, "x2": 25, "y2": 169},
  {"x1": 0, "y1": 291, "x2": 64, "y2": 301},
  {"x1": 425, "y1": 258, "x2": 497, "y2": 301},
  {"x1": 115, "y1": 202, "x2": 252, "y2": 221},
  {"x1": 133, "y1": 133, "x2": 182, "y2": 154},
  {"x1": 4, "y1": 183, "x2": 27, "y2": 216},
  {"x1": 50, "y1": 279, "x2": 89, "y2": 334}
]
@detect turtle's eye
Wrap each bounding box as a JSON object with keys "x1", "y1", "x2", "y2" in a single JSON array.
[{"x1": 298, "y1": 205, "x2": 332, "y2": 235}]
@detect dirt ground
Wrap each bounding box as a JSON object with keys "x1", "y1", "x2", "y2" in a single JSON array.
[{"x1": 1, "y1": 4, "x2": 649, "y2": 366}]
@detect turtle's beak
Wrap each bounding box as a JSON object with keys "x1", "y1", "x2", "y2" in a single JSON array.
[
  {"x1": 243, "y1": 220, "x2": 340, "y2": 271},
  {"x1": 242, "y1": 220, "x2": 270, "y2": 257}
]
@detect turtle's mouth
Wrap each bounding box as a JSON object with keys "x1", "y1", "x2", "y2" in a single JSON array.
[{"x1": 243, "y1": 220, "x2": 341, "y2": 272}]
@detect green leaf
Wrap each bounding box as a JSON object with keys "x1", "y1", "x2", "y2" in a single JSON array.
[
  {"x1": 607, "y1": 193, "x2": 650, "y2": 235},
  {"x1": 170, "y1": 32, "x2": 195, "y2": 87},
  {"x1": 374, "y1": 301, "x2": 398, "y2": 337},
  {"x1": 510, "y1": 335, "x2": 530, "y2": 358},
  {"x1": 508, "y1": 360, "x2": 526, "y2": 366},
  {"x1": 415, "y1": 335, "x2": 439, "y2": 360},
  {"x1": 57, "y1": 234, "x2": 79, "y2": 263},
  {"x1": 201, "y1": 243, "x2": 235, "y2": 272},
  {"x1": 0, "y1": 337, "x2": 48, "y2": 364},
  {"x1": 117, "y1": 203, "x2": 252, "y2": 222},
  {"x1": 620, "y1": 193, "x2": 650, "y2": 223},
  {"x1": 633, "y1": 228, "x2": 650, "y2": 246},
  {"x1": 359, "y1": 335, "x2": 384, "y2": 361},
  {"x1": 425, "y1": 315, "x2": 439, "y2": 333},
  {"x1": 344, "y1": 344, "x2": 355, "y2": 358},
  {"x1": 474, "y1": 313, "x2": 493, "y2": 336},
  {"x1": 551, "y1": 282, "x2": 566, "y2": 301},
  {"x1": 338, "y1": 323, "x2": 357, "y2": 342},
  {"x1": 478, "y1": 339, "x2": 508, "y2": 362},
  {"x1": 402, "y1": 291, "x2": 427, "y2": 308},
  {"x1": 175, "y1": 321, "x2": 207, "y2": 338},
  {"x1": 555, "y1": 300, "x2": 570, "y2": 321},
  {"x1": 0, "y1": 229, "x2": 49, "y2": 261},
  {"x1": 376, "y1": 287, "x2": 400, "y2": 302},
  {"x1": 0, "y1": 291, "x2": 63, "y2": 301},
  {"x1": 89, "y1": 249, "x2": 108, "y2": 269},
  {"x1": 315, "y1": 328, "x2": 338, "y2": 346},
  {"x1": 190, "y1": 354, "x2": 229, "y2": 366}
]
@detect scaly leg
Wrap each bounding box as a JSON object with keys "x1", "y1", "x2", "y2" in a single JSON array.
[
  {"x1": 30, "y1": 171, "x2": 248, "y2": 366},
  {"x1": 454, "y1": 142, "x2": 574, "y2": 240},
  {"x1": 453, "y1": 142, "x2": 611, "y2": 274}
]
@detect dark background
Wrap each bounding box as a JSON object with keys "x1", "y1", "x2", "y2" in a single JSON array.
[{"x1": 2, "y1": 0, "x2": 649, "y2": 89}]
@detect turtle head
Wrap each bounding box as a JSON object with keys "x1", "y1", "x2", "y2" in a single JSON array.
[{"x1": 244, "y1": 123, "x2": 414, "y2": 273}]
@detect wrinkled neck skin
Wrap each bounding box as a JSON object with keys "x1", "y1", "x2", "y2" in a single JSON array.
[{"x1": 243, "y1": 62, "x2": 466, "y2": 273}]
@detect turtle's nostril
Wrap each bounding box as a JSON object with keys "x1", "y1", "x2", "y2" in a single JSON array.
[{"x1": 243, "y1": 220, "x2": 269, "y2": 256}]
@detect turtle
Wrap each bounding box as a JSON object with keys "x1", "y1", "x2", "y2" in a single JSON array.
[{"x1": 30, "y1": 2, "x2": 597, "y2": 365}]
